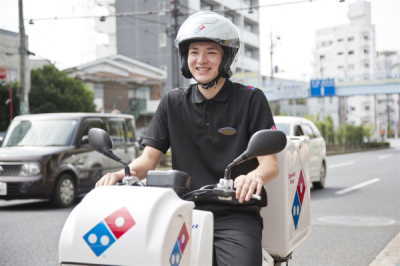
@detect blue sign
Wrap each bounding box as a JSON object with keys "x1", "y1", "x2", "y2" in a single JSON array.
[{"x1": 310, "y1": 79, "x2": 335, "y2": 97}]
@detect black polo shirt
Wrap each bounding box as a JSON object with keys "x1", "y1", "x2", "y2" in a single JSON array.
[{"x1": 141, "y1": 79, "x2": 275, "y2": 206}]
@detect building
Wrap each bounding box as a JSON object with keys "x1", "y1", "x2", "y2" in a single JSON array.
[
  {"x1": 311, "y1": 1, "x2": 399, "y2": 137},
  {"x1": 115, "y1": 0, "x2": 261, "y2": 94},
  {"x1": 375, "y1": 51, "x2": 400, "y2": 80},
  {"x1": 65, "y1": 54, "x2": 167, "y2": 129},
  {"x1": 94, "y1": 0, "x2": 117, "y2": 59},
  {"x1": 0, "y1": 29, "x2": 30, "y2": 92}
]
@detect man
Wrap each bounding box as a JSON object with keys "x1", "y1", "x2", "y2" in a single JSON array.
[{"x1": 97, "y1": 11, "x2": 279, "y2": 266}]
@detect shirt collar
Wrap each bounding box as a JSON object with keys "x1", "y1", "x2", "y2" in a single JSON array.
[{"x1": 192, "y1": 79, "x2": 232, "y2": 104}]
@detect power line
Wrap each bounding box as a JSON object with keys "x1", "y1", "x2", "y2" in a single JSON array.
[{"x1": 24, "y1": 0, "x2": 325, "y2": 23}]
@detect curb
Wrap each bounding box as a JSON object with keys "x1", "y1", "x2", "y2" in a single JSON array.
[
  {"x1": 327, "y1": 147, "x2": 391, "y2": 156},
  {"x1": 369, "y1": 232, "x2": 400, "y2": 266}
]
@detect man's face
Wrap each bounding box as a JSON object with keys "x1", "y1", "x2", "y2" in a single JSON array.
[{"x1": 187, "y1": 42, "x2": 224, "y2": 84}]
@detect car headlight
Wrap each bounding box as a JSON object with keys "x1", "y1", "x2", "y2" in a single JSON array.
[{"x1": 20, "y1": 162, "x2": 41, "y2": 176}]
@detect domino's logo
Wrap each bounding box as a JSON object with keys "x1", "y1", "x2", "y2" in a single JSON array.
[
  {"x1": 291, "y1": 170, "x2": 306, "y2": 229},
  {"x1": 170, "y1": 222, "x2": 190, "y2": 266},
  {"x1": 83, "y1": 206, "x2": 136, "y2": 257}
]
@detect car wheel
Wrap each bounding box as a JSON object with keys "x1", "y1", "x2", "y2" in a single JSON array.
[
  {"x1": 313, "y1": 162, "x2": 326, "y2": 189},
  {"x1": 51, "y1": 174, "x2": 76, "y2": 208}
]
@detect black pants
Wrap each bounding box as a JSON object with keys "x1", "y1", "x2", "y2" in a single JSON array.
[{"x1": 195, "y1": 204, "x2": 264, "y2": 266}]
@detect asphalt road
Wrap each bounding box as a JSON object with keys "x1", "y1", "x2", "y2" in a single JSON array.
[{"x1": 0, "y1": 148, "x2": 399, "y2": 266}]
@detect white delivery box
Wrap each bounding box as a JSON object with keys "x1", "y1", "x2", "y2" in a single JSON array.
[{"x1": 261, "y1": 137, "x2": 311, "y2": 259}]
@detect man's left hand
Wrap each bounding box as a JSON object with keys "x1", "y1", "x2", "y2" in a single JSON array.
[{"x1": 234, "y1": 171, "x2": 264, "y2": 203}]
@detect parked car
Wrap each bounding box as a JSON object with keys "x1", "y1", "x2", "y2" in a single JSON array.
[
  {"x1": 274, "y1": 116, "x2": 327, "y2": 189},
  {"x1": 0, "y1": 113, "x2": 139, "y2": 207}
]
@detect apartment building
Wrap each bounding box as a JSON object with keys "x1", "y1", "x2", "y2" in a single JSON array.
[
  {"x1": 310, "y1": 1, "x2": 398, "y2": 136},
  {"x1": 114, "y1": 0, "x2": 261, "y2": 94}
]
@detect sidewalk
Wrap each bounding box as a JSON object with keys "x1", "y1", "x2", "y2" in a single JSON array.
[
  {"x1": 387, "y1": 138, "x2": 400, "y2": 149},
  {"x1": 369, "y1": 232, "x2": 400, "y2": 266}
]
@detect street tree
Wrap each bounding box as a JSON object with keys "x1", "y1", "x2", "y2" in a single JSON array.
[
  {"x1": 29, "y1": 65, "x2": 96, "y2": 114},
  {"x1": 0, "y1": 81, "x2": 21, "y2": 131}
]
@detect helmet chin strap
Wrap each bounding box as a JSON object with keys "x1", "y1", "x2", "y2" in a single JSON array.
[{"x1": 197, "y1": 74, "x2": 221, "y2": 90}]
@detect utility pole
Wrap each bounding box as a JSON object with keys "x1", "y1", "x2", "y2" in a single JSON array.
[
  {"x1": 18, "y1": 0, "x2": 28, "y2": 114},
  {"x1": 171, "y1": 0, "x2": 180, "y2": 89}
]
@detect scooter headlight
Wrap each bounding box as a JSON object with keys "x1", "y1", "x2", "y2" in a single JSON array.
[{"x1": 20, "y1": 162, "x2": 41, "y2": 176}]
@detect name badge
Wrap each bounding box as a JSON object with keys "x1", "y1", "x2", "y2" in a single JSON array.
[{"x1": 218, "y1": 127, "x2": 237, "y2": 136}]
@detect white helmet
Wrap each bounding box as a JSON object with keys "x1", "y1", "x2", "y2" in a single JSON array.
[{"x1": 175, "y1": 11, "x2": 240, "y2": 80}]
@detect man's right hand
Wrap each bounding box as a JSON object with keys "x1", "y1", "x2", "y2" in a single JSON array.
[{"x1": 95, "y1": 170, "x2": 137, "y2": 187}]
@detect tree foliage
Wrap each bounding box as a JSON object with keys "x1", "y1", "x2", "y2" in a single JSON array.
[
  {"x1": 0, "y1": 81, "x2": 21, "y2": 131},
  {"x1": 29, "y1": 65, "x2": 96, "y2": 114}
]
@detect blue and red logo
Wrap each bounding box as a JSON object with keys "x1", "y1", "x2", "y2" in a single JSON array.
[
  {"x1": 83, "y1": 206, "x2": 136, "y2": 257},
  {"x1": 291, "y1": 170, "x2": 306, "y2": 229},
  {"x1": 193, "y1": 24, "x2": 205, "y2": 34},
  {"x1": 170, "y1": 222, "x2": 190, "y2": 266}
]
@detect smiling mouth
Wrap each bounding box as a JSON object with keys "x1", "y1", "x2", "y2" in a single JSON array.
[{"x1": 196, "y1": 67, "x2": 211, "y2": 71}]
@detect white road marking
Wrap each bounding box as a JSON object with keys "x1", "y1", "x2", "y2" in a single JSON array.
[
  {"x1": 336, "y1": 178, "x2": 380, "y2": 195},
  {"x1": 379, "y1": 154, "x2": 392, "y2": 159},
  {"x1": 328, "y1": 161, "x2": 355, "y2": 169}
]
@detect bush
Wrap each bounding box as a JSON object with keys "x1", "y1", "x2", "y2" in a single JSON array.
[{"x1": 364, "y1": 142, "x2": 390, "y2": 148}]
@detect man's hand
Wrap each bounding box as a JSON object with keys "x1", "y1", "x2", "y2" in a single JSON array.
[
  {"x1": 95, "y1": 170, "x2": 137, "y2": 187},
  {"x1": 233, "y1": 154, "x2": 279, "y2": 203},
  {"x1": 234, "y1": 171, "x2": 264, "y2": 203}
]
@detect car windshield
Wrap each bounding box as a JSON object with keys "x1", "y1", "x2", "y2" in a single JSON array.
[
  {"x1": 275, "y1": 123, "x2": 290, "y2": 136},
  {"x1": 2, "y1": 119, "x2": 78, "y2": 147}
]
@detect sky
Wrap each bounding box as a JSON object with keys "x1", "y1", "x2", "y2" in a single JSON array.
[{"x1": 0, "y1": 0, "x2": 399, "y2": 81}]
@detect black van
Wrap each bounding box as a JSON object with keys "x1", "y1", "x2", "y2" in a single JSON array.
[{"x1": 0, "y1": 113, "x2": 139, "y2": 207}]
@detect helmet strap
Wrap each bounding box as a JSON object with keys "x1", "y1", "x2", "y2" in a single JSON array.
[{"x1": 198, "y1": 74, "x2": 221, "y2": 90}]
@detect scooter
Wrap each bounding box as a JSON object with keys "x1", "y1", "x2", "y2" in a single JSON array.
[{"x1": 59, "y1": 128, "x2": 311, "y2": 266}]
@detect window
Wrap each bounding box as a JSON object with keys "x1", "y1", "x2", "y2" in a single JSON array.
[
  {"x1": 365, "y1": 106, "x2": 370, "y2": 111},
  {"x1": 328, "y1": 40, "x2": 333, "y2": 45},
  {"x1": 225, "y1": 14, "x2": 234, "y2": 23},
  {"x1": 201, "y1": 2, "x2": 212, "y2": 11},
  {"x1": 321, "y1": 42, "x2": 327, "y2": 47},
  {"x1": 338, "y1": 66, "x2": 343, "y2": 69},
  {"x1": 348, "y1": 51, "x2": 354, "y2": 55},
  {"x1": 338, "y1": 52, "x2": 343, "y2": 56},
  {"x1": 337, "y1": 38, "x2": 343, "y2": 42},
  {"x1": 320, "y1": 55, "x2": 325, "y2": 59},
  {"x1": 245, "y1": 47, "x2": 254, "y2": 58},
  {"x1": 125, "y1": 119, "x2": 136, "y2": 143},
  {"x1": 365, "y1": 63, "x2": 369, "y2": 68},
  {"x1": 244, "y1": 0, "x2": 252, "y2": 5},
  {"x1": 108, "y1": 121, "x2": 126, "y2": 144},
  {"x1": 244, "y1": 21, "x2": 252, "y2": 32},
  {"x1": 348, "y1": 37, "x2": 354, "y2": 41},
  {"x1": 82, "y1": 121, "x2": 102, "y2": 137},
  {"x1": 364, "y1": 49, "x2": 369, "y2": 54},
  {"x1": 364, "y1": 35, "x2": 369, "y2": 40},
  {"x1": 348, "y1": 64, "x2": 354, "y2": 69},
  {"x1": 301, "y1": 124, "x2": 316, "y2": 138},
  {"x1": 294, "y1": 125, "x2": 304, "y2": 137}
]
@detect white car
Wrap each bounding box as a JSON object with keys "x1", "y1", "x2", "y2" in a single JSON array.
[{"x1": 274, "y1": 116, "x2": 327, "y2": 189}]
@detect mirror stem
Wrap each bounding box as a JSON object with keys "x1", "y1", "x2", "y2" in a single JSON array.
[
  {"x1": 124, "y1": 164, "x2": 130, "y2": 177},
  {"x1": 223, "y1": 152, "x2": 249, "y2": 180}
]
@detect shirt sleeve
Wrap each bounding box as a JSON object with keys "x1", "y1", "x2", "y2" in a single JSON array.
[
  {"x1": 141, "y1": 94, "x2": 171, "y2": 154},
  {"x1": 248, "y1": 89, "x2": 276, "y2": 136}
]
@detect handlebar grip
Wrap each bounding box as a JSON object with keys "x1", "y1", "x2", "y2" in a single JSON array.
[{"x1": 252, "y1": 194, "x2": 261, "y2": 200}]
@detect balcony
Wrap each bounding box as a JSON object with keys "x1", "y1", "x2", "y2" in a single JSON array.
[
  {"x1": 240, "y1": 57, "x2": 260, "y2": 72},
  {"x1": 242, "y1": 29, "x2": 259, "y2": 48}
]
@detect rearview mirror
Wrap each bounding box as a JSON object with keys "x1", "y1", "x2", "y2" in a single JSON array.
[
  {"x1": 88, "y1": 128, "x2": 113, "y2": 154},
  {"x1": 224, "y1": 130, "x2": 287, "y2": 180},
  {"x1": 245, "y1": 130, "x2": 287, "y2": 159}
]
